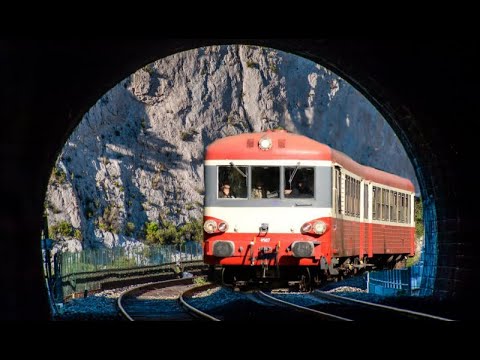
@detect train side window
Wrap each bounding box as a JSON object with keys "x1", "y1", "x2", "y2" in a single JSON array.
[
  {"x1": 380, "y1": 188, "x2": 384, "y2": 221},
  {"x1": 390, "y1": 191, "x2": 397, "y2": 222},
  {"x1": 334, "y1": 167, "x2": 341, "y2": 214},
  {"x1": 218, "y1": 165, "x2": 248, "y2": 199},
  {"x1": 350, "y1": 177, "x2": 354, "y2": 215},
  {"x1": 337, "y1": 169, "x2": 342, "y2": 213},
  {"x1": 399, "y1": 193, "x2": 404, "y2": 223},
  {"x1": 345, "y1": 175, "x2": 360, "y2": 217},
  {"x1": 348, "y1": 176, "x2": 352, "y2": 216},
  {"x1": 373, "y1": 186, "x2": 382, "y2": 221},
  {"x1": 350, "y1": 178, "x2": 354, "y2": 216},
  {"x1": 406, "y1": 195, "x2": 410, "y2": 223},
  {"x1": 382, "y1": 188, "x2": 389, "y2": 221},
  {"x1": 355, "y1": 179, "x2": 360, "y2": 217},
  {"x1": 345, "y1": 175, "x2": 350, "y2": 215},
  {"x1": 364, "y1": 184, "x2": 368, "y2": 220}
]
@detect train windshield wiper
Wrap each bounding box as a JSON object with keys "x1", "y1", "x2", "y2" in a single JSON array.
[
  {"x1": 288, "y1": 162, "x2": 301, "y2": 187},
  {"x1": 229, "y1": 162, "x2": 247, "y2": 178}
]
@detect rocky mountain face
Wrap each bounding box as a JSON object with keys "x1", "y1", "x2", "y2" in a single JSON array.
[{"x1": 45, "y1": 45, "x2": 418, "y2": 251}]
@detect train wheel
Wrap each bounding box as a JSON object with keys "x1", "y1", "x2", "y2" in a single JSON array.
[
  {"x1": 313, "y1": 272, "x2": 323, "y2": 287},
  {"x1": 221, "y1": 267, "x2": 235, "y2": 287},
  {"x1": 207, "y1": 265, "x2": 215, "y2": 281},
  {"x1": 299, "y1": 267, "x2": 311, "y2": 292},
  {"x1": 221, "y1": 267, "x2": 227, "y2": 285}
]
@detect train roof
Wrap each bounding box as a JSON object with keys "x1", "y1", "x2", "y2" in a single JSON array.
[
  {"x1": 205, "y1": 130, "x2": 414, "y2": 192},
  {"x1": 206, "y1": 130, "x2": 332, "y2": 161},
  {"x1": 331, "y1": 149, "x2": 414, "y2": 192}
]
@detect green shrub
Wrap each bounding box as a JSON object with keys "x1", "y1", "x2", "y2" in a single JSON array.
[
  {"x1": 158, "y1": 220, "x2": 181, "y2": 244},
  {"x1": 49, "y1": 220, "x2": 74, "y2": 238},
  {"x1": 145, "y1": 222, "x2": 161, "y2": 245},
  {"x1": 193, "y1": 277, "x2": 207, "y2": 285},
  {"x1": 415, "y1": 197, "x2": 424, "y2": 238},
  {"x1": 97, "y1": 206, "x2": 121, "y2": 234},
  {"x1": 144, "y1": 64, "x2": 155, "y2": 75},
  {"x1": 73, "y1": 229, "x2": 82, "y2": 240},
  {"x1": 143, "y1": 217, "x2": 203, "y2": 246},
  {"x1": 125, "y1": 222, "x2": 135, "y2": 236},
  {"x1": 152, "y1": 174, "x2": 162, "y2": 189},
  {"x1": 227, "y1": 115, "x2": 235, "y2": 126},
  {"x1": 51, "y1": 167, "x2": 67, "y2": 185},
  {"x1": 179, "y1": 218, "x2": 203, "y2": 243},
  {"x1": 180, "y1": 128, "x2": 198, "y2": 141}
]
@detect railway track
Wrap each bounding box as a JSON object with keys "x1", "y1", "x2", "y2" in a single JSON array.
[
  {"x1": 118, "y1": 277, "x2": 217, "y2": 321},
  {"x1": 180, "y1": 286, "x2": 353, "y2": 321},
  {"x1": 118, "y1": 275, "x2": 454, "y2": 321},
  {"x1": 311, "y1": 290, "x2": 456, "y2": 321},
  {"x1": 256, "y1": 291, "x2": 353, "y2": 321},
  {"x1": 178, "y1": 284, "x2": 221, "y2": 321}
]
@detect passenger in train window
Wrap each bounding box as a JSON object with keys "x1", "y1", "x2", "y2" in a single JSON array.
[
  {"x1": 284, "y1": 187, "x2": 296, "y2": 197},
  {"x1": 252, "y1": 181, "x2": 264, "y2": 199},
  {"x1": 219, "y1": 183, "x2": 235, "y2": 198},
  {"x1": 285, "y1": 180, "x2": 312, "y2": 197}
]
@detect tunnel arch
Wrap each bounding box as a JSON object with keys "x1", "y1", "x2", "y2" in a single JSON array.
[{"x1": 2, "y1": 39, "x2": 475, "y2": 319}]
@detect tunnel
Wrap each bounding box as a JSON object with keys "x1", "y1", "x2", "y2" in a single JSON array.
[{"x1": 1, "y1": 39, "x2": 477, "y2": 320}]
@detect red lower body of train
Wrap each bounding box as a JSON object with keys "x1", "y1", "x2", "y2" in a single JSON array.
[{"x1": 203, "y1": 216, "x2": 414, "y2": 289}]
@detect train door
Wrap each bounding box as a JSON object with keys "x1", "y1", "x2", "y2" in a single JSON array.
[{"x1": 332, "y1": 166, "x2": 344, "y2": 256}]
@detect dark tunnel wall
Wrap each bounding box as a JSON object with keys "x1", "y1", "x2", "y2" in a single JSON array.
[{"x1": 1, "y1": 39, "x2": 477, "y2": 320}]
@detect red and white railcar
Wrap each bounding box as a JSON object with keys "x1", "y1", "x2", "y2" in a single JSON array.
[{"x1": 203, "y1": 130, "x2": 415, "y2": 287}]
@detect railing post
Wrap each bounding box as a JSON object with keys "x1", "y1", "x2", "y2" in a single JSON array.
[
  {"x1": 408, "y1": 266, "x2": 412, "y2": 295},
  {"x1": 367, "y1": 271, "x2": 370, "y2": 293},
  {"x1": 53, "y1": 253, "x2": 64, "y2": 303}
]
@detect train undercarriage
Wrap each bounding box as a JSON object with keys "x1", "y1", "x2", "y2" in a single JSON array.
[{"x1": 208, "y1": 254, "x2": 408, "y2": 292}]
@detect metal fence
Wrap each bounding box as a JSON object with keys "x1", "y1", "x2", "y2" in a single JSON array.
[
  {"x1": 367, "y1": 265, "x2": 423, "y2": 296},
  {"x1": 45, "y1": 242, "x2": 204, "y2": 306},
  {"x1": 409, "y1": 264, "x2": 423, "y2": 293},
  {"x1": 57, "y1": 242, "x2": 203, "y2": 277}
]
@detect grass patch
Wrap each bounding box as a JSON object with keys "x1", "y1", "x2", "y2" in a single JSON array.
[{"x1": 193, "y1": 277, "x2": 207, "y2": 285}]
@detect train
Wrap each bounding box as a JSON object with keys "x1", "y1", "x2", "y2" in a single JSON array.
[{"x1": 203, "y1": 129, "x2": 415, "y2": 290}]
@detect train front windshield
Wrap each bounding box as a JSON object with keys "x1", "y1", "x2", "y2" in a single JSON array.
[{"x1": 217, "y1": 165, "x2": 314, "y2": 200}]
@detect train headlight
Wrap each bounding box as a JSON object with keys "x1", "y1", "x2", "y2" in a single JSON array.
[
  {"x1": 313, "y1": 221, "x2": 327, "y2": 235},
  {"x1": 258, "y1": 136, "x2": 272, "y2": 150},
  {"x1": 213, "y1": 241, "x2": 235, "y2": 257},
  {"x1": 204, "y1": 220, "x2": 218, "y2": 234},
  {"x1": 301, "y1": 222, "x2": 313, "y2": 233},
  {"x1": 291, "y1": 241, "x2": 314, "y2": 258},
  {"x1": 218, "y1": 222, "x2": 229, "y2": 232}
]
